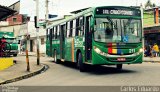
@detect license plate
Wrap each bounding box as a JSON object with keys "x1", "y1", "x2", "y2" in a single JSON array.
[{"x1": 117, "y1": 58, "x2": 126, "y2": 61}]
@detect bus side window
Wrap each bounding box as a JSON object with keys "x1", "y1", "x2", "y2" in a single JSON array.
[
  {"x1": 75, "y1": 18, "x2": 79, "y2": 36},
  {"x1": 55, "y1": 27, "x2": 58, "y2": 39},
  {"x1": 57, "y1": 26, "x2": 60, "y2": 39},
  {"x1": 46, "y1": 29, "x2": 49, "y2": 40},
  {"x1": 65, "y1": 24, "x2": 67, "y2": 37},
  {"x1": 52, "y1": 27, "x2": 55, "y2": 40},
  {"x1": 67, "y1": 22, "x2": 70, "y2": 38},
  {"x1": 72, "y1": 19, "x2": 76, "y2": 37},
  {"x1": 69, "y1": 21, "x2": 73, "y2": 37},
  {"x1": 49, "y1": 29, "x2": 52, "y2": 40},
  {"x1": 79, "y1": 17, "x2": 84, "y2": 36}
]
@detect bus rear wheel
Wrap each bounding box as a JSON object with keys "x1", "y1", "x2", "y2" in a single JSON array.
[
  {"x1": 77, "y1": 53, "x2": 85, "y2": 72},
  {"x1": 116, "y1": 64, "x2": 123, "y2": 70}
]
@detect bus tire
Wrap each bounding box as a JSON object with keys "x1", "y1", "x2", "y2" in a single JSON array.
[
  {"x1": 116, "y1": 64, "x2": 123, "y2": 70},
  {"x1": 54, "y1": 50, "x2": 59, "y2": 64},
  {"x1": 77, "y1": 53, "x2": 85, "y2": 72},
  {"x1": 13, "y1": 54, "x2": 17, "y2": 57},
  {"x1": 2, "y1": 42, "x2": 11, "y2": 53}
]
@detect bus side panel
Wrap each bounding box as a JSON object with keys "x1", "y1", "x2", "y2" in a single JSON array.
[
  {"x1": 74, "y1": 36, "x2": 85, "y2": 62},
  {"x1": 46, "y1": 40, "x2": 50, "y2": 56},
  {"x1": 52, "y1": 40, "x2": 60, "y2": 58},
  {"x1": 64, "y1": 38, "x2": 73, "y2": 61},
  {"x1": 57, "y1": 40, "x2": 61, "y2": 60}
]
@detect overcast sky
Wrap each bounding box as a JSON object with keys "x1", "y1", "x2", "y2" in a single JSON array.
[{"x1": 0, "y1": 0, "x2": 160, "y2": 20}]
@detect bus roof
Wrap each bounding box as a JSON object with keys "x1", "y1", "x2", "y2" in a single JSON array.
[{"x1": 47, "y1": 6, "x2": 141, "y2": 29}]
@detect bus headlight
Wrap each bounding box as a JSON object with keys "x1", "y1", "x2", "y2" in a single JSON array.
[
  {"x1": 136, "y1": 48, "x2": 143, "y2": 55},
  {"x1": 139, "y1": 48, "x2": 143, "y2": 53},
  {"x1": 94, "y1": 46, "x2": 108, "y2": 57},
  {"x1": 94, "y1": 46, "x2": 101, "y2": 54}
]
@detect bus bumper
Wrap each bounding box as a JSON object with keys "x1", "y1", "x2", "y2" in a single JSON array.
[
  {"x1": 10, "y1": 50, "x2": 19, "y2": 55},
  {"x1": 92, "y1": 51, "x2": 143, "y2": 65}
]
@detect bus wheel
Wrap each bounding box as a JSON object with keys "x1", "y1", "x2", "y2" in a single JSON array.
[
  {"x1": 77, "y1": 53, "x2": 85, "y2": 72},
  {"x1": 13, "y1": 54, "x2": 17, "y2": 57},
  {"x1": 54, "y1": 50, "x2": 59, "y2": 64},
  {"x1": 116, "y1": 64, "x2": 123, "y2": 70}
]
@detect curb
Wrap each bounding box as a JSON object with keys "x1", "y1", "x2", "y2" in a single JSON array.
[
  {"x1": 0, "y1": 64, "x2": 49, "y2": 85},
  {"x1": 144, "y1": 61, "x2": 160, "y2": 63}
]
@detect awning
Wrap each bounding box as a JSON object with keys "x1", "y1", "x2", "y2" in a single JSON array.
[{"x1": 0, "y1": 5, "x2": 16, "y2": 21}]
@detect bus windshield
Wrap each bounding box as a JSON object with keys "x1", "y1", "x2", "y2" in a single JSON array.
[{"x1": 94, "y1": 18, "x2": 142, "y2": 43}]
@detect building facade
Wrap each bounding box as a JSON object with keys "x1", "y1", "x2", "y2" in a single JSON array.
[{"x1": 143, "y1": 7, "x2": 160, "y2": 47}]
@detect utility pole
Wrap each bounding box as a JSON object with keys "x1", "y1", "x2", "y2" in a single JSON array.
[
  {"x1": 26, "y1": 20, "x2": 30, "y2": 71},
  {"x1": 45, "y1": 0, "x2": 49, "y2": 57},
  {"x1": 36, "y1": 0, "x2": 40, "y2": 65},
  {"x1": 45, "y1": 0, "x2": 49, "y2": 22}
]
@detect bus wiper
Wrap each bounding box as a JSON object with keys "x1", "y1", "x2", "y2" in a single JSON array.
[
  {"x1": 106, "y1": 17, "x2": 117, "y2": 30},
  {"x1": 124, "y1": 18, "x2": 132, "y2": 28}
]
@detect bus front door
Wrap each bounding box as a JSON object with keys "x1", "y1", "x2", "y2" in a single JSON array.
[
  {"x1": 85, "y1": 16, "x2": 92, "y2": 60},
  {"x1": 60, "y1": 24, "x2": 66, "y2": 60}
]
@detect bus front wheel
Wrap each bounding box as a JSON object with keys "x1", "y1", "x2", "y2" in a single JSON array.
[
  {"x1": 77, "y1": 53, "x2": 85, "y2": 72},
  {"x1": 116, "y1": 64, "x2": 123, "y2": 70}
]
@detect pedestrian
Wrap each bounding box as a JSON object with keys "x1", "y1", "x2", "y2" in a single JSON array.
[
  {"x1": 144, "y1": 45, "x2": 151, "y2": 57},
  {"x1": 151, "y1": 43, "x2": 159, "y2": 57},
  {"x1": 0, "y1": 36, "x2": 6, "y2": 57}
]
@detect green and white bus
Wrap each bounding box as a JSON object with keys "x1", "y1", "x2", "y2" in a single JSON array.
[
  {"x1": 0, "y1": 32, "x2": 19, "y2": 56},
  {"x1": 46, "y1": 6, "x2": 143, "y2": 71}
]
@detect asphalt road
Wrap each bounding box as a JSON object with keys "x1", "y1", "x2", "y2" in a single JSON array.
[{"x1": 10, "y1": 56, "x2": 160, "y2": 86}]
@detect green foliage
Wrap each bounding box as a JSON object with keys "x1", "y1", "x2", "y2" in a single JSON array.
[{"x1": 143, "y1": 13, "x2": 154, "y2": 26}]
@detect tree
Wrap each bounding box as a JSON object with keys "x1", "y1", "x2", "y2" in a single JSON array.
[
  {"x1": 145, "y1": 0, "x2": 153, "y2": 9},
  {"x1": 153, "y1": 3, "x2": 156, "y2": 7}
]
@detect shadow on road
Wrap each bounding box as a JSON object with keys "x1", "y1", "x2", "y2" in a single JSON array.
[{"x1": 50, "y1": 60, "x2": 137, "y2": 75}]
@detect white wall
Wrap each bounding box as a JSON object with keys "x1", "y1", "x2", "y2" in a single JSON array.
[
  {"x1": 0, "y1": 24, "x2": 27, "y2": 37},
  {"x1": 0, "y1": 21, "x2": 8, "y2": 26},
  {"x1": 0, "y1": 21, "x2": 46, "y2": 54}
]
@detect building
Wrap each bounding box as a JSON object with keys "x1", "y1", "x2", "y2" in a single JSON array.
[{"x1": 143, "y1": 7, "x2": 160, "y2": 46}]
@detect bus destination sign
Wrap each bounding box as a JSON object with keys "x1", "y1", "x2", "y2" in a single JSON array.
[{"x1": 96, "y1": 7, "x2": 140, "y2": 16}]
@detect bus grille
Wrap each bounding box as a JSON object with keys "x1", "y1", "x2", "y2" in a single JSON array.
[{"x1": 106, "y1": 58, "x2": 135, "y2": 62}]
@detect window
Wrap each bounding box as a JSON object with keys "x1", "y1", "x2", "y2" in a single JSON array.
[
  {"x1": 54, "y1": 27, "x2": 57, "y2": 39},
  {"x1": 94, "y1": 18, "x2": 142, "y2": 43},
  {"x1": 69, "y1": 21, "x2": 73, "y2": 37},
  {"x1": 72, "y1": 19, "x2": 76, "y2": 37},
  {"x1": 52, "y1": 27, "x2": 55, "y2": 39},
  {"x1": 76, "y1": 18, "x2": 79, "y2": 36},
  {"x1": 49, "y1": 29, "x2": 52, "y2": 40},
  {"x1": 56, "y1": 26, "x2": 60, "y2": 39},
  {"x1": 79, "y1": 17, "x2": 84, "y2": 36},
  {"x1": 13, "y1": 18, "x2": 17, "y2": 22},
  {"x1": 41, "y1": 38, "x2": 45, "y2": 45},
  {"x1": 67, "y1": 22, "x2": 70, "y2": 37}
]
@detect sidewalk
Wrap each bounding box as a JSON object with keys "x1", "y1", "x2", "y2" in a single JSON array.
[
  {"x1": 19, "y1": 52, "x2": 45, "y2": 57},
  {"x1": 143, "y1": 57, "x2": 160, "y2": 63},
  {"x1": 0, "y1": 56, "x2": 47, "y2": 85}
]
